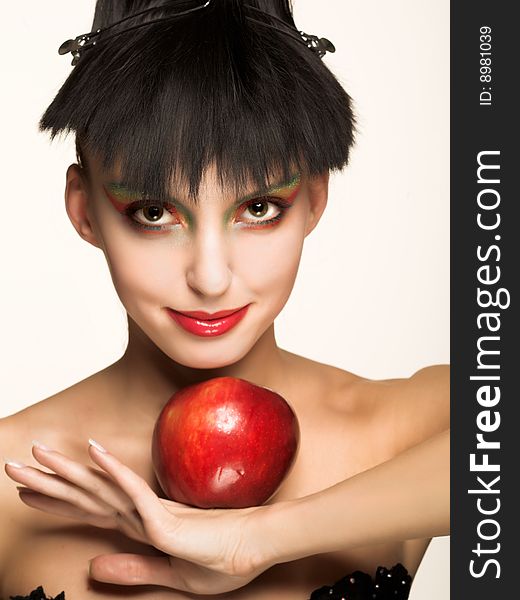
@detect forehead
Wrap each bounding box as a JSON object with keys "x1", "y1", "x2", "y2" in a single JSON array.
[{"x1": 86, "y1": 150, "x2": 300, "y2": 204}]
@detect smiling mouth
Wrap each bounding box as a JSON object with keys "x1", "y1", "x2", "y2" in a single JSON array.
[{"x1": 165, "y1": 305, "x2": 251, "y2": 337}]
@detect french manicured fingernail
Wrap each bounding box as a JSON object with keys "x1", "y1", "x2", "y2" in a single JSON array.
[
  {"x1": 16, "y1": 486, "x2": 36, "y2": 493},
  {"x1": 32, "y1": 440, "x2": 52, "y2": 451},
  {"x1": 88, "y1": 438, "x2": 107, "y2": 453},
  {"x1": 4, "y1": 459, "x2": 26, "y2": 468}
]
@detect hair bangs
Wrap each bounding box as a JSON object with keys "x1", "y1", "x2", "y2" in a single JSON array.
[{"x1": 40, "y1": 0, "x2": 356, "y2": 203}]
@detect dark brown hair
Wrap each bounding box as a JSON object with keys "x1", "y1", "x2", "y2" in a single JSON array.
[{"x1": 41, "y1": 0, "x2": 356, "y2": 204}]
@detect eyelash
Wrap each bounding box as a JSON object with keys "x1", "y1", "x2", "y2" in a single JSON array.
[
  {"x1": 122, "y1": 202, "x2": 181, "y2": 232},
  {"x1": 235, "y1": 197, "x2": 294, "y2": 229},
  {"x1": 122, "y1": 197, "x2": 294, "y2": 232}
]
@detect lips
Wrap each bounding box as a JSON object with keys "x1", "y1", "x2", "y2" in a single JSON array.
[{"x1": 166, "y1": 304, "x2": 251, "y2": 337}]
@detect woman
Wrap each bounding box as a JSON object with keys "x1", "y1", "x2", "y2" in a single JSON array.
[{"x1": 1, "y1": 0, "x2": 449, "y2": 598}]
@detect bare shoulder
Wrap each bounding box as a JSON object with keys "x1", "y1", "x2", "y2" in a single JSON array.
[
  {"x1": 305, "y1": 361, "x2": 450, "y2": 457},
  {"x1": 383, "y1": 364, "x2": 449, "y2": 429},
  {"x1": 0, "y1": 366, "x2": 117, "y2": 576},
  {"x1": 402, "y1": 364, "x2": 450, "y2": 414},
  {"x1": 0, "y1": 393, "x2": 75, "y2": 486},
  {"x1": 281, "y1": 349, "x2": 365, "y2": 411},
  {"x1": 2, "y1": 364, "x2": 118, "y2": 451},
  {"x1": 349, "y1": 364, "x2": 450, "y2": 452},
  {"x1": 0, "y1": 411, "x2": 42, "y2": 582}
]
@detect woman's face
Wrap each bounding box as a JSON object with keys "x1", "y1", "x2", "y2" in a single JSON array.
[{"x1": 66, "y1": 154, "x2": 328, "y2": 369}]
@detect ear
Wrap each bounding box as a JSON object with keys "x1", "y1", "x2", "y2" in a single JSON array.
[
  {"x1": 65, "y1": 164, "x2": 102, "y2": 249},
  {"x1": 304, "y1": 170, "x2": 329, "y2": 237}
]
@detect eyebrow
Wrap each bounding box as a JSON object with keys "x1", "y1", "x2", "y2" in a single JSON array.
[
  {"x1": 233, "y1": 172, "x2": 302, "y2": 204},
  {"x1": 105, "y1": 172, "x2": 302, "y2": 208}
]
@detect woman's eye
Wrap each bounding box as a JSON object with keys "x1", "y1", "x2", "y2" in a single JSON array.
[
  {"x1": 130, "y1": 205, "x2": 180, "y2": 228},
  {"x1": 238, "y1": 198, "x2": 282, "y2": 224}
]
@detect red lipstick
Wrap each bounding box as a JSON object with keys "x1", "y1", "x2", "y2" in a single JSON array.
[{"x1": 166, "y1": 305, "x2": 250, "y2": 337}]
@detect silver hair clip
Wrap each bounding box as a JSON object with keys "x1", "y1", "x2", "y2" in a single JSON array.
[
  {"x1": 58, "y1": 0, "x2": 335, "y2": 66},
  {"x1": 245, "y1": 5, "x2": 335, "y2": 59},
  {"x1": 59, "y1": 0, "x2": 213, "y2": 66},
  {"x1": 298, "y1": 31, "x2": 335, "y2": 59},
  {"x1": 58, "y1": 33, "x2": 99, "y2": 66}
]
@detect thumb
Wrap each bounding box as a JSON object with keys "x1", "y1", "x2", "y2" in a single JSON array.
[{"x1": 89, "y1": 553, "x2": 175, "y2": 587}]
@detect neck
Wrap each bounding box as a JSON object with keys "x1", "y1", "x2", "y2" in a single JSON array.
[{"x1": 111, "y1": 316, "x2": 290, "y2": 419}]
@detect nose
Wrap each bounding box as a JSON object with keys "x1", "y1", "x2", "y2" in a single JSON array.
[{"x1": 185, "y1": 225, "x2": 233, "y2": 298}]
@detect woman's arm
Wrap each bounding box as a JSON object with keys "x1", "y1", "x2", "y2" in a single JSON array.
[
  {"x1": 4, "y1": 429, "x2": 449, "y2": 592},
  {"x1": 259, "y1": 428, "x2": 450, "y2": 566}
]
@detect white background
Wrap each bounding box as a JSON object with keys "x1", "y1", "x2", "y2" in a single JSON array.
[{"x1": 0, "y1": 1, "x2": 449, "y2": 597}]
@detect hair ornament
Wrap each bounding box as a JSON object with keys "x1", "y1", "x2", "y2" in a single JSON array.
[
  {"x1": 58, "y1": 0, "x2": 335, "y2": 66},
  {"x1": 298, "y1": 31, "x2": 335, "y2": 58},
  {"x1": 244, "y1": 4, "x2": 335, "y2": 58},
  {"x1": 58, "y1": 0, "x2": 212, "y2": 66}
]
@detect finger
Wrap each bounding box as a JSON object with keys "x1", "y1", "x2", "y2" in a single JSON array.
[
  {"x1": 87, "y1": 441, "x2": 173, "y2": 536},
  {"x1": 17, "y1": 487, "x2": 110, "y2": 526},
  {"x1": 89, "y1": 553, "x2": 247, "y2": 594},
  {"x1": 17, "y1": 487, "x2": 146, "y2": 543},
  {"x1": 5, "y1": 463, "x2": 109, "y2": 516},
  {"x1": 31, "y1": 444, "x2": 134, "y2": 516},
  {"x1": 89, "y1": 553, "x2": 178, "y2": 588}
]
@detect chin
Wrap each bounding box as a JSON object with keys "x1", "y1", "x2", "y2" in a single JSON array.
[
  {"x1": 180, "y1": 354, "x2": 243, "y2": 370},
  {"x1": 159, "y1": 335, "x2": 255, "y2": 370},
  {"x1": 135, "y1": 307, "x2": 274, "y2": 370}
]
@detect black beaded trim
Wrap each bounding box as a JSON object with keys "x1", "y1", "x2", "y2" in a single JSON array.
[
  {"x1": 10, "y1": 565, "x2": 411, "y2": 600},
  {"x1": 10, "y1": 586, "x2": 65, "y2": 600},
  {"x1": 309, "y1": 563, "x2": 412, "y2": 600}
]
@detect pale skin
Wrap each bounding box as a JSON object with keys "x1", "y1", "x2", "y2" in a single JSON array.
[{"x1": 0, "y1": 153, "x2": 449, "y2": 599}]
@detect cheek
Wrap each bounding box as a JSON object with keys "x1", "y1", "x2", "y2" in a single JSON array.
[
  {"x1": 233, "y1": 213, "x2": 306, "y2": 301},
  {"x1": 94, "y1": 210, "x2": 187, "y2": 308}
]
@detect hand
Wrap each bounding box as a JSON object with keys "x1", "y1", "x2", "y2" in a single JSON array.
[{"x1": 4, "y1": 441, "x2": 275, "y2": 594}]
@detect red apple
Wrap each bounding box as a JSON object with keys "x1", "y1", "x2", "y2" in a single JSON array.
[{"x1": 152, "y1": 376, "x2": 300, "y2": 508}]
